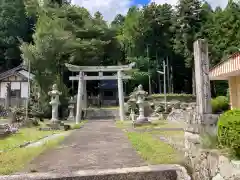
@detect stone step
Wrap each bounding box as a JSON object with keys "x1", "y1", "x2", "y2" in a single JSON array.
[
  {"x1": 5, "y1": 165, "x2": 190, "y2": 180},
  {"x1": 85, "y1": 109, "x2": 119, "y2": 120}
]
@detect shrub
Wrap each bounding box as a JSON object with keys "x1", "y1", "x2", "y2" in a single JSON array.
[
  {"x1": 215, "y1": 96, "x2": 229, "y2": 111},
  {"x1": 211, "y1": 96, "x2": 229, "y2": 113},
  {"x1": 217, "y1": 109, "x2": 240, "y2": 158},
  {"x1": 211, "y1": 99, "x2": 220, "y2": 113},
  {"x1": 226, "y1": 88, "x2": 230, "y2": 102}
]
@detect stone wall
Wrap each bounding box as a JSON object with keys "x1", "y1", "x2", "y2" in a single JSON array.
[
  {"x1": 182, "y1": 108, "x2": 240, "y2": 180},
  {"x1": 165, "y1": 104, "x2": 240, "y2": 180},
  {"x1": 185, "y1": 149, "x2": 240, "y2": 180}
]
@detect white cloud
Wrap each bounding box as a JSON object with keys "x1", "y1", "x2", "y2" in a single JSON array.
[
  {"x1": 72, "y1": 0, "x2": 133, "y2": 22},
  {"x1": 72, "y1": 0, "x2": 229, "y2": 22}
]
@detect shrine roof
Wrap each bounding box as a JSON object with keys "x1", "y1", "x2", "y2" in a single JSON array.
[
  {"x1": 209, "y1": 52, "x2": 240, "y2": 80},
  {"x1": 0, "y1": 64, "x2": 34, "y2": 81}
]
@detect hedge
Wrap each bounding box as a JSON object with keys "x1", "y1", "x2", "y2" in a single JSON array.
[
  {"x1": 217, "y1": 109, "x2": 240, "y2": 158},
  {"x1": 146, "y1": 93, "x2": 196, "y2": 102}
]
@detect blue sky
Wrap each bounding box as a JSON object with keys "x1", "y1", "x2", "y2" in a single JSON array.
[{"x1": 72, "y1": 0, "x2": 229, "y2": 22}]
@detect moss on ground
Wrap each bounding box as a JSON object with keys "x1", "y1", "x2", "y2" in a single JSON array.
[
  {"x1": 0, "y1": 120, "x2": 88, "y2": 175},
  {"x1": 0, "y1": 135, "x2": 66, "y2": 175},
  {"x1": 0, "y1": 127, "x2": 62, "y2": 151},
  {"x1": 127, "y1": 132, "x2": 182, "y2": 164}
]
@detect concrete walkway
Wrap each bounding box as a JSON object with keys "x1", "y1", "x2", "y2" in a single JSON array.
[{"x1": 21, "y1": 120, "x2": 145, "y2": 173}]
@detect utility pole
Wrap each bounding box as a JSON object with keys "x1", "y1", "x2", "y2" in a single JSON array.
[
  {"x1": 163, "y1": 60, "x2": 167, "y2": 111},
  {"x1": 25, "y1": 60, "x2": 31, "y2": 120},
  {"x1": 170, "y1": 65, "x2": 174, "y2": 93},
  {"x1": 147, "y1": 45, "x2": 152, "y2": 94},
  {"x1": 157, "y1": 60, "x2": 167, "y2": 112},
  {"x1": 156, "y1": 52, "x2": 161, "y2": 93},
  {"x1": 166, "y1": 56, "x2": 170, "y2": 93}
]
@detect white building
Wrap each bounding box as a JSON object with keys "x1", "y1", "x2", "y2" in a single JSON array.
[{"x1": 0, "y1": 64, "x2": 34, "y2": 107}]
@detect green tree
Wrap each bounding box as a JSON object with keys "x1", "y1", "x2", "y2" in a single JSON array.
[
  {"x1": 206, "y1": 1, "x2": 240, "y2": 96},
  {"x1": 111, "y1": 14, "x2": 125, "y2": 27},
  {"x1": 20, "y1": 4, "x2": 115, "y2": 114},
  {"x1": 0, "y1": 0, "x2": 30, "y2": 71},
  {"x1": 173, "y1": 0, "x2": 203, "y2": 94}
]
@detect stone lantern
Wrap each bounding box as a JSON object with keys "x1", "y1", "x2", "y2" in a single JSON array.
[
  {"x1": 68, "y1": 96, "x2": 75, "y2": 121},
  {"x1": 134, "y1": 84, "x2": 150, "y2": 124},
  {"x1": 48, "y1": 84, "x2": 62, "y2": 123},
  {"x1": 127, "y1": 94, "x2": 137, "y2": 121}
]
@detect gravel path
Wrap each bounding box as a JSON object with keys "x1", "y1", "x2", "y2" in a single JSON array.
[{"x1": 21, "y1": 120, "x2": 145, "y2": 173}]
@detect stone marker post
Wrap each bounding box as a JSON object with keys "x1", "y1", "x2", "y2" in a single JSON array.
[
  {"x1": 194, "y1": 39, "x2": 212, "y2": 122},
  {"x1": 183, "y1": 39, "x2": 216, "y2": 166}
]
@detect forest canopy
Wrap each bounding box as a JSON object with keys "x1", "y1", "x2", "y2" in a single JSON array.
[{"x1": 1, "y1": 0, "x2": 237, "y2": 98}]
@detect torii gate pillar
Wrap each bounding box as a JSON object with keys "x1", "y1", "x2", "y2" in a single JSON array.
[
  {"x1": 117, "y1": 70, "x2": 124, "y2": 121},
  {"x1": 76, "y1": 71, "x2": 84, "y2": 123}
]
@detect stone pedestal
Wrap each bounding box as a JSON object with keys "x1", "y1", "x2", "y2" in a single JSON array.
[
  {"x1": 130, "y1": 109, "x2": 135, "y2": 121},
  {"x1": 68, "y1": 97, "x2": 75, "y2": 121},
  {"x1": 127, "y1": 96, "x2": 137, "y2": 122},
  {"x1": 50, "y1": 103, "x2": 60, "y2": 123},
  {"x1": 136, "y1": 105, "x2": 149, "y2": 123},
  {"x1": 68, "y1": 104, "x2": 75, "y2": 121}
]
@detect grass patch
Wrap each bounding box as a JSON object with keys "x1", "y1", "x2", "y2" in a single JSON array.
[
  {"x1": 116, "y1": 120, "x2": 132, "y2": 129},
  {"x1": 66, "y1": 120, "x2": 88, "y2": 129},
  {"x1": 0, "y1": 128, "x2": 63, "y2": 151},
  {"x1": 136, "y1": 121, "x2": 184, "y2": 129},
  {"x1": 149, "y1": 130, "x2": 184, "y2": 136},
  {"x1": 200, "y1": 133, "x2": 219, "y2": 149},
  {"x1": 127, "y1": 132, "x2": 182, "y2": 164},
  {"x1": 116, "y1": 120, "x2": 184, "y2": 129},
  {"x1": 0, "y1": 135, "x2": 66, "y2": 175}
]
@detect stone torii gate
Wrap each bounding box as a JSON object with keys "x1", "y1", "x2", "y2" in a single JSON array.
[{"x1": 65, "y1": 63, "x2": 135, "y2": 123}]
